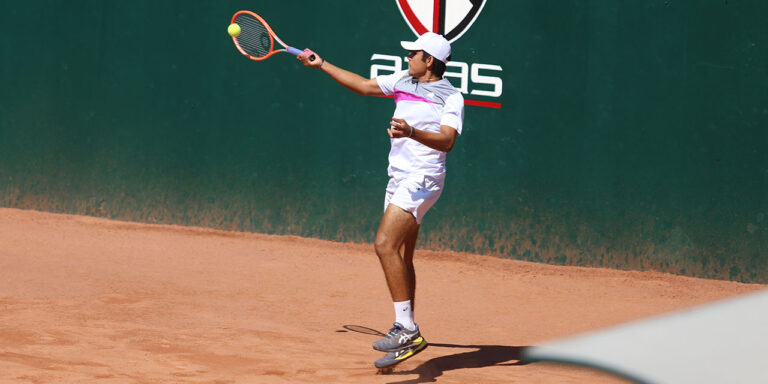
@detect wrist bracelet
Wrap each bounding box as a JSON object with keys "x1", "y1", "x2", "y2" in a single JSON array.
[{"x1": 409, "y1": 127, "x2": 415, "y2": 138}]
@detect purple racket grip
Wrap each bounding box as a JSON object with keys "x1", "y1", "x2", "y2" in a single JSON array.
[{"x1": 288, "y1": 46, "x2": 316, "y2": 61}]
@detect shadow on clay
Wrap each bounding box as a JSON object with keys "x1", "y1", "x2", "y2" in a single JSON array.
[{"x1": 340, "y1": 325, "x2": 529, "y2": 384}]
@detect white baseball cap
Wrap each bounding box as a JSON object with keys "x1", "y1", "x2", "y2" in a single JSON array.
[{"x1": 400, "y1": 32, "x2": 451, "y2": 63}]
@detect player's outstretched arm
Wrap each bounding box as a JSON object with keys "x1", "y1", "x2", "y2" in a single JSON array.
[{"x1": 297, "y1": 49, "x2": 384, "y2": 96}]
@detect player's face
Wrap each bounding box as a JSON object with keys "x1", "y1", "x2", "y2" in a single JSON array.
[{"x1": 407, "y1": 50, "x2": 428, "y2": 77}]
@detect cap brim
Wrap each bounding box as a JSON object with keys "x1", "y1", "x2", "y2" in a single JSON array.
[{"x1": 400, "y1": 41, "x2": 420, "y2": 51}]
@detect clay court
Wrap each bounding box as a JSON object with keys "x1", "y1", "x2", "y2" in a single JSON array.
[{"x1": 1, "y1": 208, "x2": 762, "y2": 383}]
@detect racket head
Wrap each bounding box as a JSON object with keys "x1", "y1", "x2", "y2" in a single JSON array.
[{"x1": 230, "y1": 11, "x2": 283, "y2": 61}]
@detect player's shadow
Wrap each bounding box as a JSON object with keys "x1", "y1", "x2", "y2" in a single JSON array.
[{"x1": 341, "y1": 325, "x2": 529, "y2": 384}]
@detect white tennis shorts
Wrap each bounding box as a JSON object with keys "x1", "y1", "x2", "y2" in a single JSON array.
[{"x1": 383, "y1": 173, "x2": 444, "y2": 224}]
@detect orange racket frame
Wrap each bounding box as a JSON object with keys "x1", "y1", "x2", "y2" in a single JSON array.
[{"x1": 230, "y1": 10, "x2": 306, "y2": 61}]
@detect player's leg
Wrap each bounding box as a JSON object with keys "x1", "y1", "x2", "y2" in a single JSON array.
[
  {"x1": 372, "y1": 204, "x2": 423, "y2": 352},
  {"x1": 373, "y1": 175, "x2": 439, "y2": 353},
  {"x1": 401, "y1": 224, "x2": 420, "y2": 311},
  {"x1": 374, "y1": 204, "x2": 418, "y2": 303}
]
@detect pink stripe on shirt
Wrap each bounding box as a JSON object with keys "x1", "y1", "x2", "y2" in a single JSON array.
[{"x1": 393, "y1": 88, "x2": 440, "y2": 105}]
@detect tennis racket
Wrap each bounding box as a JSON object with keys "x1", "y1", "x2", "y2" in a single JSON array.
[{"x1": 229, "y1": 11, "x2": 315, "y2": 62}]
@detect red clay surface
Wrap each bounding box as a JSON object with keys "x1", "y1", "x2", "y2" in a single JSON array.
[{"x1": 0, "y1": 208, "x2": 763, "y2": 383}]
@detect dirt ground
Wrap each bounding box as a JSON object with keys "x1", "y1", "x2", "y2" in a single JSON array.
[{"x1": 0, "y1": 208, "x2": 763, "y2": 383}]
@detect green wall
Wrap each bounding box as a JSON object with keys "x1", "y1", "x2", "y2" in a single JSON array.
[{"x1": 1, "y1": 1, "x2": 766, "y2": 282}]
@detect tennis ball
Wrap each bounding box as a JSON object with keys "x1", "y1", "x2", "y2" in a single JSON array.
[{"x1": 228, "y1": 23, "x2": 241, "y2": 37}]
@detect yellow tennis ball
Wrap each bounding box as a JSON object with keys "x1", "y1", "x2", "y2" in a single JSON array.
[{"x1": 228, "y1": 23, "x2": 241, "y2": 37}]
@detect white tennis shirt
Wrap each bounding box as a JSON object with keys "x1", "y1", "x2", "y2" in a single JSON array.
[{"x1": 377, "y1": 70, "x2": 464, "y2": 178}]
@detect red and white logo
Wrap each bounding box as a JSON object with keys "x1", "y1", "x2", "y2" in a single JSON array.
[
  {"x1": 396, "y1": 0, "x2": 487, "y2": 43},
  {"x1": 374, "y1": 0, "x2": 501, "y2": 108}
]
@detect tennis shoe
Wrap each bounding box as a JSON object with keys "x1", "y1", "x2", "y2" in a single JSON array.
[
  {"x1": 374, "y1": 336, "x2": 428, "y2": 368},
  {"x1": 372, "y1": 322, "x2": 422, "y2": 352}
]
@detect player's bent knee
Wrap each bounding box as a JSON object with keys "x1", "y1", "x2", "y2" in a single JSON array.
[{"x1": 374, "y1": 236, "x2": 397, "y2": 258}]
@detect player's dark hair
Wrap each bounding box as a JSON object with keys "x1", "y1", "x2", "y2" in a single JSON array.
[{"x1": 421, "y1": 52, "x2": 450, "y2": 77}]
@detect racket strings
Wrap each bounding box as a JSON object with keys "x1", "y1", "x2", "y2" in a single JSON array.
[{"x1": 235, "y1": 14, "x2": 273, "y2": 58}]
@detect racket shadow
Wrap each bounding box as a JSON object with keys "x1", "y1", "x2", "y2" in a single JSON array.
[
  {"x1": 341, "y1": 324, "x2": 386, "y2": 337},
  {"x1": 341, "y1": 324, "x2": 528, "y2": 383}
]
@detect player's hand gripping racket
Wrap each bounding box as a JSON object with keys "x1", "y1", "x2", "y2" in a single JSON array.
[{"x1": 229, "y1": 11, "x2": 315, "y2": 62}]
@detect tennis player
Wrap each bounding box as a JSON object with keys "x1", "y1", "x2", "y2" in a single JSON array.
[{"x1": 297, "y1": 32, "x2": 464, "y2": 364}]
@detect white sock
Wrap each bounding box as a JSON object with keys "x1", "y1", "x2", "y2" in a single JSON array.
[{"x1": 394, "y1": 300, "x2": 416, "y2": 331}]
